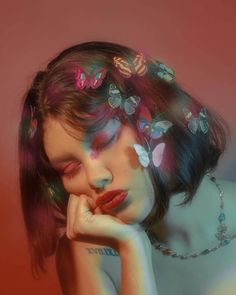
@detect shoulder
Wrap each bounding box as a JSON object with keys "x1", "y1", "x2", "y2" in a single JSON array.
[{"x1": 56, "y1": 235, "x2": 121, "y2": 294}]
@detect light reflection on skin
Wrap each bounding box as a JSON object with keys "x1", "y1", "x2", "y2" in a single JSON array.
[{"x1": 43, "y1": 117, "x2": 156, "y2": 225}]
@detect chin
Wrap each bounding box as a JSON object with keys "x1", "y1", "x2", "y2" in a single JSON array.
[{"x1": 116, "y1": 206, "x2": 152, "y2": 225}]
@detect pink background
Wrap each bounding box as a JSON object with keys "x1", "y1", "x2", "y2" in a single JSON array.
[{"x1": 0, "y1": 0, "x2": 235, "y2": 294}]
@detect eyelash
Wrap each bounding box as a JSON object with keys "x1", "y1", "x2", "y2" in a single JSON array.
[{"x1": 61, "y1": 134, "x2": 118, "y2": 179}]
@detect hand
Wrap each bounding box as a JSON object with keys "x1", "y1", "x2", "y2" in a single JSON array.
[{"x1": 66, "y1": 194, "x2": 149, "y2": 246}]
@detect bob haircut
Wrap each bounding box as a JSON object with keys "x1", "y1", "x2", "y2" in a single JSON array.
[{"x1": 18, "y1": 41, "x2": 228, "y2": 275}]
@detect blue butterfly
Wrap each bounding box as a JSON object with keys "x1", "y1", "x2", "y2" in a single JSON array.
[
  {"x1": 156, "y1": 63, "x2": 175, "y2": 82},
  {"x1": 139, "y1": 117, "x2": 173, "y2": 139},
  {"x1": 108, "y1": 84, "x2": 140, "y2": 115},
  {"x1": 183, "y1": 107, "x2": 209, "y2": 134}
]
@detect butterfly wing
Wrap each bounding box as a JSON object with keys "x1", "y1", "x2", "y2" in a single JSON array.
[
  {"x1": 199, "y1": 108, "x2": 209, "y2": 134},
  {"x1": 188, "y1": 118, "x2": 199, "y2": 134},
  {"x1": 123, "y1": 95, "x2": 141, "y2": 115},
  {"x1": 108, "y1": 84, "x2": 123, "y2": 108},
  {"x1": 138, "y1": 117, "x2": 150, "y2": 133},
  {"x1": 157, "y1": 64, "x2": 175, "y2": 82},
  {"x1": 151, "y1": 143, "x2": 165, "y2": 167},
  {"x1": 133, "y1": 144, "x2": 150, "y2": 167},
  {"x1": 150, "y1": 121, "x2": 173, "y2": 139},
  {"x1": 133, "y1": 53, "x2": 148, "y2": 76},
  {"x1": 183, "y1": 107, "x2": 194, "y2": 122},
  {"x1": 113, "y1": 57, "x2": 133, "y2": 78},
  {"x1": 90, "y1": 68, "x2": 107, "y2": 89},
  {"x1": 75, "y1": 67, "x2": 89, "y2": 89}
]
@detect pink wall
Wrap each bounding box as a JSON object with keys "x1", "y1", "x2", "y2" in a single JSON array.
[{"x1": 0, "y1": 0, "x2": 235, "y2": 294}]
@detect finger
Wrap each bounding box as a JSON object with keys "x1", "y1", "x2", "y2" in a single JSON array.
[
  {"x1": 94, "y1": 206, "x2": 103, "y2": 215},
  {"x1": 76, "y1": 195, "x2": 94, "y2": 225},
  {"x1": 66, "y1": 194, "x2": 80, "y2": 239}
]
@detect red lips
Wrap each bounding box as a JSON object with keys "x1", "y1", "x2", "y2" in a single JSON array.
[{"x1": 96, "y1": 189, "x2": 128, "y2": 208}]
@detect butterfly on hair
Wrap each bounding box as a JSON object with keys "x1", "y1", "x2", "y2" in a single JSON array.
[
  {"x1": 75, "y1": 67, "x2": 107, "y2": 89},
  {"x1": 139, "y1": 117, "x2": 173, "y2": 139},
  {"x1": 156, "y1": 63, "x2": 175, "y2": 82},
  {"x1": 138, "y1": 105, "x2": 173, "y2": 139},
  {"x1": 113, "y1": 53, "x2": 148, "y2": 78},
  {"x1": 183, "y1": 107, "x2": 209, "y2": 134},
  {"x1": 108, "y1": 84, "x2": 141, "y2": 115}
]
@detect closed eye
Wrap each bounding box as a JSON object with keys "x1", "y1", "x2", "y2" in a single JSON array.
[{"x1": 59, "y1": 161, "x2": 82, "y2": 179}]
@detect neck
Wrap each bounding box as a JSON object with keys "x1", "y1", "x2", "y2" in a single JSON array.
[{"x1": 151, "y1": 175, "x2": 222, "y2": 253}]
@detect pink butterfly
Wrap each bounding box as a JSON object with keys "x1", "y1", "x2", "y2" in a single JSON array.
[
  {"x1": 75, "y1": 67, "x2": 107, "y2": 89},
  {"x1": 133, "y1": 143, "x2": 165, "y2": 168}
]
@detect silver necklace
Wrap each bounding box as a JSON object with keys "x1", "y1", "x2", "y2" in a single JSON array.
[{"x1": 149, "y1": 175, "x2": 236, "y2": 259}]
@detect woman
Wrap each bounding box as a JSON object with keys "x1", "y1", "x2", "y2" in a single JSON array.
[{"x1": 19, "y1": 41, "x2": 236, "y2": 295}]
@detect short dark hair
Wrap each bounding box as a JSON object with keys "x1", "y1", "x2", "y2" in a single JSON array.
[{"x1": 18, "y1": 41, "x2": 228, "y2": 275}]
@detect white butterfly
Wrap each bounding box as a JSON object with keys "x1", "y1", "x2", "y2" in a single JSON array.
[{"x1": 133, "y1": 143, "x2": 165, "y2": 168}]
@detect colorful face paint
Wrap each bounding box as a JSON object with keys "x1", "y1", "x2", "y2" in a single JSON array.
[{"x1": 43, "y1": 117, "x2": 155, "y2": 225}]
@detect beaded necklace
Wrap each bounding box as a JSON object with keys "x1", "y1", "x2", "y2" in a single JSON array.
[{"x1": 149, "y1": 175, "x2": 236, "y2": 259}]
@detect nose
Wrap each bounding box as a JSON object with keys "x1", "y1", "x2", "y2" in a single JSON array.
[{"x1": 85, "y1": 161, "x2": 112, "y2": 190}]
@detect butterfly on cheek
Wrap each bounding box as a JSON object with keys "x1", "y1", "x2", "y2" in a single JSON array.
[{"x1": 133, "y1": 143, "x2": 166, "y2": 168}]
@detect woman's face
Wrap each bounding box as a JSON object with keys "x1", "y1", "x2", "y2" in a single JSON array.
[{"x1": 43, "y1": 117, "x2": 155, "y2": 225}]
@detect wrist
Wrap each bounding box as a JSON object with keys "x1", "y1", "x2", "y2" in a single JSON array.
[{"x1": 118, "y1": 229, "x2": 152, "y2": 255}]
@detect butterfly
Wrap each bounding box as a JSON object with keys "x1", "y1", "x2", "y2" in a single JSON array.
[
  {"x1": 113, "y1": 53, "x2": 147, "y2": 78},
  {"x1": 75, "y1": 67, "x2": 107, "y2": 89},
  {"x1": 156, "y1": 63, "x2": 175, "y2": 82},
  {"x1": 133, "y1": 143, "x2": 165, "y2": 168},
  {"x1": 108, "y1": 84, "x2": 141, "y2": 115},
  {"x1": 28, "y1": 105, "x2": 37, "y2": 138},
  {"x1": 139, "y1": 117, "x2": 173, "y2": 139},
  {"x1": 183, "y1": 107, "x2": 209, "y2": 134}
]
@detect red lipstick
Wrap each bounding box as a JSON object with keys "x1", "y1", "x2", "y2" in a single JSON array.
[{"x1": 96, "y1": 189, "x2": 128, "y2": 210}]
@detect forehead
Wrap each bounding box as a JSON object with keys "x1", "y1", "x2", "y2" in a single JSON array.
[
  {"x1": 43, "y1": 117, "x2": 121, "y2": 153},
  {"x1": 43, "y1": 117, "x2": 121, "y2": 140}
]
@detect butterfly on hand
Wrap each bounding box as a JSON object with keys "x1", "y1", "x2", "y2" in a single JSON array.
[
  {"x1": 183, "y1": 107, "x2": 209, "y2": 134},
  {"x1": 133, "y1": 143, "x2": 165, "y2": 168},
  {"x1": 75, "y1": 67, "x2": 107, "y2": 89},
  {"x1": 113, "y1": 53, "x2": 148, "y2": 78},
  {"x1": 139, "y1": 117, "x2": 173, "y2": 139},
  {"x1": 108, "y1": 84, "x2": 141, "y2": 115}
]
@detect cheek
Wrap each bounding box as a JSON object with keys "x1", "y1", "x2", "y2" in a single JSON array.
[
  {"x1": 108, "y1": 144, "x2": 140, "y2": 177},
  {"x1": 61, "y1": 174, "x2": 88, "y2": 195}
]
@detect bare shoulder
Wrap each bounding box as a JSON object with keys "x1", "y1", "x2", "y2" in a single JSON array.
[{"x1": 56, "y1": 235, "x2": 120, "y2": 295}]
